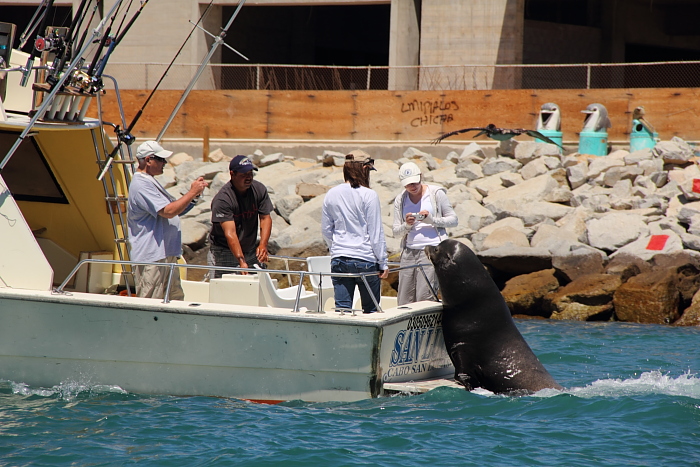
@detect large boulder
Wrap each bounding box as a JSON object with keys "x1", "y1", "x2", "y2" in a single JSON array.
[
  {"x1": 275, "y1": 194, "x2": 304, "y2": 223},
  {"x1": 566, "y1": 162, "x2": 588, "y2": 189},
  {"x1": 545, "y1": 273, "x2": 621, "y2": 321},
  {"x1": 613, "y1": 267, "x2": 682, "y2": 324},
  {"x1": 258, "y1": 152, "x2": 285, "y2": 167},
  {"x1": 552, "y1": 246, "x2": 606, "y2": 283},
  {"x1": 501, "y1": 269, "x2": 560, "y2": 318},
  {"x1": 653, "y1": 137, "x2": 695, "y2": 165},
  {"x1": 178, "y1": 161, "x2": 229, "y2": 187},
  {"x1": 470, "y1": 174, "x2": 506, "y2": 197},
  {"x1": 587, "y1": 156, "x2": 625, "y2": 179},
  {"x1": 181, "y1": 218, "x2": 209, "y2": 250},
  {"x1": 455, "y1": 162, "x2": 484, "y2": 180},
  {"x1": 296, "y1": 182, "x2": 329, "y2": 200},
  {"x1": 321, "y1": 150, "x2": 346, "y2": 167},
  {"x1": 460, "y1": 142, "x2": 487, "y2": 162},
  {"x1": 478, "y1": 246, "x2": 552, "y2": 276},
  {"x1": 207, "y1": 148, "x2": 231, "y2": 163},
  {"x1": 479, "y1": 216, "x2": 530, "y2": 237},
  {"x1": 452, "y1": 200, "x2": 496, "y2": 235},
  {"x1": 482, "y1": 173, "x2": 559, "y2": 205},
  {"x1": 609, "y1": 232, "x2": 684, "y2": 262},
  {"x1": 481, "y1": 226, "x2": 530, "y2": 250},
  {"x1": 674, "y1": 288, "x2": 700, "y2": 326},
  {"x1": 585, "y1": 212, "x2": 649, "y2": 252},
  {"x1": 487, "y1": 199, "x2": 573, "y2": 226},
  {"x1": 170, "y1": 151, "x2": 195, "y2": 166}
]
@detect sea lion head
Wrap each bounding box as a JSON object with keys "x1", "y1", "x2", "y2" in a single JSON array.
[{"x1": 426, "y1": 239, "x2": 490, "y2": 307}]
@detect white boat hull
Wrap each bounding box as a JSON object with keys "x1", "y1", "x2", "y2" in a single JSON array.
[{"x1": 0, "y1": 289, "x2": 452, "y2": 402}]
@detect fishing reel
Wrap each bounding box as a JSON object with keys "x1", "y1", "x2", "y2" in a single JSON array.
[
  {"x1": 104, "y1": 121, "x2": 136, "y2": 147},
  {"x1": 68, "y1": 69, "x2": 92, "y2": 92},
  {"x1": 34, "y1": 32, "x2": 65, "y2": 53},
  {"x1": 67, "y1": 70, "x2": 105, "y2": 95}
]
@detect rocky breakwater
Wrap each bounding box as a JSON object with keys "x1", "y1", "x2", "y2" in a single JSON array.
[{"x1": 160, "y1": 138, "x2": 700, "y2": 326}]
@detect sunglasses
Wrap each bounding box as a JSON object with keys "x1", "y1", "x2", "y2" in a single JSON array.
[{"x1": 148, "y1": 156, "x2": 167, "y2": 164}]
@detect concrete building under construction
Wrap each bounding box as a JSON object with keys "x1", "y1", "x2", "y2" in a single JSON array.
[{"x1": 3, "y1": 0, "x2": 700, "y2": 90}]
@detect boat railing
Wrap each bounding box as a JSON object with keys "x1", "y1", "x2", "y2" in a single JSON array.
[
  {"x1": 267, "y1": 254, "x2": 438, "y2": 306},
  {"x1": 52, "y1": 257, "x2": 438, "y2": 314}
]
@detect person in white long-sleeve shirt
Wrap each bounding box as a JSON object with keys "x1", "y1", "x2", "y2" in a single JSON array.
[{"x1": 321, "y1": 154, "x2": 389, "y2": 313}]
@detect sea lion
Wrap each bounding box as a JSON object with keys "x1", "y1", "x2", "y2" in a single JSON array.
[{"x1": 426, "y1": 239, "x2": 562, "y2": 394}]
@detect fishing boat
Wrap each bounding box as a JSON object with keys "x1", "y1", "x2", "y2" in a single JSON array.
[{"x1": 0, "y1": 4, "x2": 456, "y2": 403}]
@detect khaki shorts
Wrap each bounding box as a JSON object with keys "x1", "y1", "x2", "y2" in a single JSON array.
[{"x1": 133, "y1": 256, "x2": 184, "y2": 300}]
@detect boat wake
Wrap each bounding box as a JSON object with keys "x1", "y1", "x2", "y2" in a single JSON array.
[
  {"x1": 4, "y1": 371, "x2": 698, "y2": 403},
  {"x1": 466, "y1": 370, "x2": 700, "y2": 399},
  {"x1": 565, "y1": 370, "x2": 700, "y2": 399},
  {"x1": 3, "y1": 379, "x2": 127, "y2": 401}
]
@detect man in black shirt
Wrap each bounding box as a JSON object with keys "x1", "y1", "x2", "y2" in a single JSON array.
[{"x1": 208, "y1": 155, "x2": 273, "y2": 278}]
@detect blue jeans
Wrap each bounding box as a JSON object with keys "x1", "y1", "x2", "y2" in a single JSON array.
[{"x1": 331, "y1": 257, "x2": 382, "y2": 313}]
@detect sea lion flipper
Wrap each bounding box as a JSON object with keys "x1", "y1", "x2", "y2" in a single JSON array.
[{"x1": 455, "y1": 373, "x2": 475, "y2": 390}]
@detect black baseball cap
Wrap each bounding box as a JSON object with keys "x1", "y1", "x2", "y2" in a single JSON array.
[{"x1": 229, "y1": 155, "x2": 258, "y2": 173}]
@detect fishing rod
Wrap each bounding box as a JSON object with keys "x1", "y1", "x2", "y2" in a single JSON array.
[
  {"x1": 156, "y1": 0, "x2": 248, "y2": 142},
  {"x1": 19, "y1": 0, "x2": 55, "y2": 87},
  {"x1": 86, "y1": 5, "x2": 118, "y2": 77},
  {"x1": 47, "y1": 0, "x2": 91, "y2": 86},
  {"x1": 44, "y1": 0, "x2": 91, "y2": 89},
  {"x1": 17, "y1": 0, "x2": 49, "y2": 50},
  {"x1": 0, "y1": 0, "x2": 127, "y2": 174},
  {"x1": 92, "y1": 0, "x2": 136, "y2": 80},
  {"x1": 97, "y1": 0, "x2": 213, "y2": 181},
  {"x1": 92, "y1": 0, "x2": 151, "y2": 88},
  {"x1": 73, "y1": 1, "x2": 101, "y2": 60}
]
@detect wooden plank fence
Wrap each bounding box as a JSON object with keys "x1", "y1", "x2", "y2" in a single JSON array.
[{"x1": 91, "y1": 88, "x2": 700, "y2": 143}]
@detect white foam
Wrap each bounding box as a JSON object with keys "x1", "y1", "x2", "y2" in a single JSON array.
[
  {"x1": 566, "y1": 370, "x2": 700, "y2": 399},
  {"x1": 451, "y1": 370, "x2": 700, "y2": 399},
  {"x1": 9, "y1": 380, "x2": 127, "y2": 400}
]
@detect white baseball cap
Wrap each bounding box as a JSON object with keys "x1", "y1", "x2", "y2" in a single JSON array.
[
  {"x1": 399, "y1": 162, "x2": 422, "y2": 186},
  {"x1": 135, "y1": 140, "x2": 173, "y2": 160}
]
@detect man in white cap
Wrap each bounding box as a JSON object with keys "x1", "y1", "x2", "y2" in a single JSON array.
[{"x1": 127, "y1": 140, "x2": 208, "y2": 299}]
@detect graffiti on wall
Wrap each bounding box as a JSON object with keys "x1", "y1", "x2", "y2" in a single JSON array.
[{"x1": 400, "y1": 99, "x2": 459, "y2": 127}]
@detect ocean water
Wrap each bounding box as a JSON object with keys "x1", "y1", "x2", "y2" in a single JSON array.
[{"x1": 1, "y1": 320, "x2": 698, "y2": 466}]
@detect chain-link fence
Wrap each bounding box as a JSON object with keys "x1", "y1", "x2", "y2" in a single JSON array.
[{"x1": 105, "y1": 61, "x2": 700, "y2": 91}]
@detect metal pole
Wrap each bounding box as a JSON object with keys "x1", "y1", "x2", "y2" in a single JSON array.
[
  {"x1": 292, "y1": 271, "x2": 306, "y2": 312},
  {"x1": 360, "y1": 274, "x2": 383, "y2": 313},
  {"x1": 156, "y1": 0, "x2": 247, "y2": 142},
  {"x1": 586, "y1": 64, "x2": 591, "y2": 89},
  {"x1": 162, "y1": 263, "x2": 175, "y2": 304},
  {"x1": 417, "y1": 264, "x2": 439, "y2": 301}
]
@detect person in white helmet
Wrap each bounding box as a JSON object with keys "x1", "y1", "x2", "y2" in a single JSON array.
[{"x1": 393, "y1": 161, "x2": 457, "y2": 305}]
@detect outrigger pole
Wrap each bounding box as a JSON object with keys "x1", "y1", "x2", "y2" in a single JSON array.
[
  {"x1": 156, "y1": 0, "x2": 248, "y2": 142},
  {"x1": 0, "y1": 0, "x2": 127, "y2": 174},
  {"x1": 97, "y1": 0, "x2": 215, "y2": 181}
]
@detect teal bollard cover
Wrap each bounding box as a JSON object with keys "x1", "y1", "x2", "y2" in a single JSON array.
[
  {"x1": 578, "y1": 131, "x2": 608, "y2": 156},
  {"x1": 629, "y1": 119, "x2": 658, "y2": 152}
]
